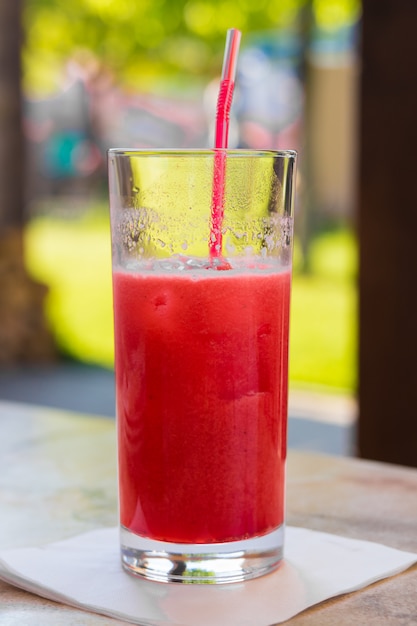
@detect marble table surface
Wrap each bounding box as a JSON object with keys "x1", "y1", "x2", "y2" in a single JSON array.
[{"x1": 0, "y1": 400, "x2": 416, "y2": 625}]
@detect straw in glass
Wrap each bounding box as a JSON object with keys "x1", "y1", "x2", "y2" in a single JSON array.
[{"x1": 209, "y1": 28, "x2": 241, "y2": 265}]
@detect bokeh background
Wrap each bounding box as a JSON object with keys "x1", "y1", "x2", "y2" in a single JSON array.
[{"x1": 1, "y1": 0, "x2": 361, "y2": 418}]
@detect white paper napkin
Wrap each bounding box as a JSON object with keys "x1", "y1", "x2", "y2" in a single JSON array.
[{"x1": 0, "y1": 526, "x2": 415, "y2": 626}]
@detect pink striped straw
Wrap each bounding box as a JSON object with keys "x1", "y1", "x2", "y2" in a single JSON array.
[
  {"x1": 209, "y1": 28, "x2": 241, "y2": 264},
  {"x1": 215, "y1": 28, "x2": 241, "y2": 148}
]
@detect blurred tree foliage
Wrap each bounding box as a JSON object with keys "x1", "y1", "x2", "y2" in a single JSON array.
[{"x1": 23, "y1": 0, "x2": 360, "y2": 95}]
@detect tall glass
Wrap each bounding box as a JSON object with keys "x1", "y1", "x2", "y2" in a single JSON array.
[{"x1": 108, "y1": 149, "x2": 297, "y2": 584}]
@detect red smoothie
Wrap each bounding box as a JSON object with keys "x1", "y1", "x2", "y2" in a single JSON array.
[{"x1": 113, "y1": 266, "x2": 291, "y2": 544}]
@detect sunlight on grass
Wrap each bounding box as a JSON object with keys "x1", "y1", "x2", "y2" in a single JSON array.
[
  {"x1": 290, "y1": 228, "x2": 357, "y2": 391},
  {"x1": 25, "y1": 211, "x2": 115, "y2": 368},
  {"x1": 290, "y1": 275, "x2": 357, "y2": 391},
  {"x1": 24, "y1": 212, "x2": 357, "y2": 391},
  {"x1": 309, "y1": 229, "x2": 357, "y2": 280}
]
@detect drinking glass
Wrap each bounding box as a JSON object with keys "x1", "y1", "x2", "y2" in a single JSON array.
[{"x1": 108, "y1": 149, "x2": 297, "y2": 583}]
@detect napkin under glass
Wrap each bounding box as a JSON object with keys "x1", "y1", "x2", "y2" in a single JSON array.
[{"x1": 0, "y1": 526, "x2": 415, "y2": 626}]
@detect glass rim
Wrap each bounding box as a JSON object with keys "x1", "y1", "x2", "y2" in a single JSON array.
[{"x1": 107, "y1": 148, "x2": 297, "y2": 159}]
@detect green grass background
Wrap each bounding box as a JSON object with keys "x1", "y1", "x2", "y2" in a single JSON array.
[{"x1": 24, "y1": 211, "x2": 357, "y2": 393}]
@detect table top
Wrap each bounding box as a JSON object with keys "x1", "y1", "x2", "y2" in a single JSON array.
[{"x1": 0, "y1": 400, "x2": 416, "y2": 625}]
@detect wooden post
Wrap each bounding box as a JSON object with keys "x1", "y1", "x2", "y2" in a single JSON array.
[
  {"x1": 0, "y1": 1, "x2": 56, "y2": 363},
  {"x1": 358, "y1": 0, "x2": 417, "y2": 467},
  {"x1": 0, "y1": 0, "x2": 24, "y2": 232}
]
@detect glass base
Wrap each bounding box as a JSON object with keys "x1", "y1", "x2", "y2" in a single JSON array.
[{"x1": 120, "y1": 525, "x2": 284, "y2": 584}]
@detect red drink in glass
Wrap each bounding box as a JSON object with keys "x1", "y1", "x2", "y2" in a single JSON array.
[
  {"x1": 113, "y1": 268, "x2": 291, "y2": 544},
  {"x1": 109, "y1": 149, "x2": 297, "y2": 583}
]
